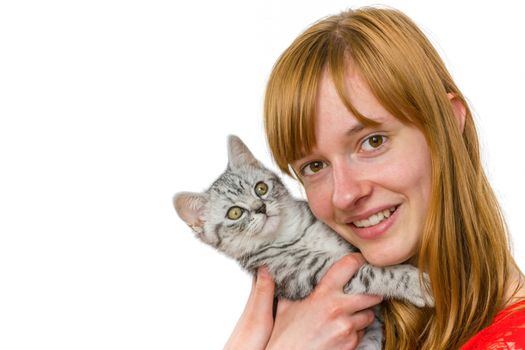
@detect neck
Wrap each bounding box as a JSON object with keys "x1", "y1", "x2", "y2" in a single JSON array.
[{"x1": 505, "y1": 264, "x2": 525, "y2": 307}]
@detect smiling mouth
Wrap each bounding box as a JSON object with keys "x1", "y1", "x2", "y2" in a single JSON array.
[{"x1": 351, "y1": 206, "x2": 399, "y2": 228}]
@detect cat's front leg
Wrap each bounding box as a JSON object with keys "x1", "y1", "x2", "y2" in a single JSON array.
[{"x1": 343, "y1": 264, "x2": 434, "y2": 307}]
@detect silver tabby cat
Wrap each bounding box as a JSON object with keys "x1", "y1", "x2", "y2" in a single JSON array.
[{"x1": 174, "y1": 135, "x2": 433, "y2": 349}]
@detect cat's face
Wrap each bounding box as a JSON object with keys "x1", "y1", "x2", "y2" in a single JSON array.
[{"x1": 174, "y1": 136, "x2": 289, "y2": 258}]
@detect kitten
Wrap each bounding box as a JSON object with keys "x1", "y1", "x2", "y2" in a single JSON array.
[{"x1": 174, "y1": 135, "x2": 433, "y2": 349}]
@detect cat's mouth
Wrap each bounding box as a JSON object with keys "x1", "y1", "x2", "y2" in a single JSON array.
[{"x1": 260, "y1": 214, "x2": 280, "y2": 235}]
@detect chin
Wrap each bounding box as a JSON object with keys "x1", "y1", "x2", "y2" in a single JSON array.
[{"x1": 360, "y1": 246, "x2": 415, "y2": 267}]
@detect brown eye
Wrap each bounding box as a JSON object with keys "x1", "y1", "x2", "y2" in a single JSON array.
[
  {"x1": 301, "y1": 161, "x2": 326, "y2": 176},
  {"x1": 255, "y1": 181, "x2": 268, "y2": 196},
  {"x1": 362, "y1": 135, "x2": 386, "y2": 151},
  {"x1": 227, "y1": 206, "x2": 244, "y2": 220}
]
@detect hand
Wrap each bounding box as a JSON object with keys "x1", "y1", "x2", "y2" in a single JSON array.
[
  {"x1": 266, "y1": 254, "x2": 382, "y2": 350},
  {"x1": 223, "y1": 267, "x2": 275, "y2": 350}
]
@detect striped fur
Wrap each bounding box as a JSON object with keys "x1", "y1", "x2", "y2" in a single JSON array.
[{"x1": 174, "y1": 136, "x2": 433, "y2": 349}]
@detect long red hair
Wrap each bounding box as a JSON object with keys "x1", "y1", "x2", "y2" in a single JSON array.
[{"x1": 264, "y1": 7, "x2": 523, "y2": 349}]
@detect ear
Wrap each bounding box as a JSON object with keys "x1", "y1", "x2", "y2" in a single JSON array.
[
  {"x1": 173, "y1": 192, "x2": 208, "y2": 234},
  {"x1": 447, "y1": 93, "x2": 466, "y2": 134},
  {"x1": 227, "y1": 135, "x2": 263, "y2": 170}
]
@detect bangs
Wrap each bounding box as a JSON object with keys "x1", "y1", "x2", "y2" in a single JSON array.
[
  {"x1": 264, "y1": 7, "x2": 454, "y2": 177},
  {"x1": 264, "y1": 15, "x2": 378, "y2": 176},
  {"x1": 264, "y1": 29, "x2": 326, "y2": 176}
]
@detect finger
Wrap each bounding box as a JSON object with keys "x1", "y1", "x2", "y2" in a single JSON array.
[
  {"x1": 224, "y1": 268, "x2": 275, "y2": 350},
  {"x1": 317, "y1": 253, "x2": 365, "y2": 291},
  {"x1": 246, "y1": 266, "x2": 275, "y2": 314},
  {"x1": 342, "y1": 293, "x2": 383, "y2": 313},
  {"x1": 348, "y1": 309, "x2": 376, "y2": 331},
  {"x1": 274, "y1": 297, "x2": 291, "y2": 315},
  {"x1": 357, "y1": 329, "x2": 365, "y2": 343}
]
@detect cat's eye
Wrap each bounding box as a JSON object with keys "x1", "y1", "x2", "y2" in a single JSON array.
[
  {"x1": 226, "y1": 206, "x2": 244, "y2": 220},
  {"x1": 301, "y1": 160, "x2": 327, "y2": 176},
  {"x1": 361, "y1": 134, "x2": 386, "y2": 151},
  {"x1": 255, "y1": 181, "x2": 268, "y2": 196}
]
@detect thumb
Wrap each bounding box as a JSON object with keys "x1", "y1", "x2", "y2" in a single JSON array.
[
  {"x1": 223, "y1": 267, "x2": 275, "y2": 350},
  {"x1": 247, "y1": 267, "x2": 275, "y2": 314}
]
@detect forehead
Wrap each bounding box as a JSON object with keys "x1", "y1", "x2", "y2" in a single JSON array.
[
  {"x1": 313, "y1": 67, "x2": 394, "y2": 144},
  {"x1": 209, "y1": 171, "x2": 248, "y2": 194},
  {"x1": 317, "y1": 66, "x2": 389, "y2": 122}
]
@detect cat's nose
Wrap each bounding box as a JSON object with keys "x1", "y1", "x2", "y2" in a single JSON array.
[{"x1": 255, "y1": 203, "x2": 266, "y2": 214}]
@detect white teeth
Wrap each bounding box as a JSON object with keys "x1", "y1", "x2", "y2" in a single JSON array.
[{"x1": 353, "y1": 207, "x2": 396, "y2": 228}]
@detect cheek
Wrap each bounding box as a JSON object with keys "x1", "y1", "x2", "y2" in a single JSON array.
[
  {"x1": 400, "y1": 148, "x2": 432, "y2": 201},
  {"x1": 379, "y1": 134, "x2": 432, "y2": 198},
  {"x1": 383, "y1": 143, "x2": 432, "y2": 236},
  {"x1": 304, "y1": 184, "x2": 333, "y2": 222},
  {"x1": 380, "y1": 160, "x2": 430, "y2": 193}
]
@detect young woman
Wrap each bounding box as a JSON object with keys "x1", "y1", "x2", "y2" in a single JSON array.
[{"x1": 224, "y1": 7, "x2": 525, "y2": 350}]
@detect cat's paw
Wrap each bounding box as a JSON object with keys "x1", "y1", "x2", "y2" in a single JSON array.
[{"x1": 403, "y1": 272, "x2": 434, "y2": 307}]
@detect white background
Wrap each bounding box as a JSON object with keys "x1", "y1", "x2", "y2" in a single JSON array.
[{"x1": 0, "y1": 0, "x2": 524, "y2": 349}]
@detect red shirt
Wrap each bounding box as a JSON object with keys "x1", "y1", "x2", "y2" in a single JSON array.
[{"x1": 460, "y1": 300, "x2": 525, "y2": 349}]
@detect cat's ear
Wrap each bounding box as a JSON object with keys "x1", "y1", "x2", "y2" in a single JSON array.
[
  {"x1": 173, "y1": 192, "x2": 208, "y2": 234},
  {"x1": 227, "y1": 135, "x2": 263, "y2": 170}
]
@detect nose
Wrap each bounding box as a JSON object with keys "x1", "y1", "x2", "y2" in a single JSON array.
[
  {"x1": 255, "y1": 202, "x2": 266, "y2": 214},
  {"x1": 331, "y1": 161, "x2": 371, "y2": 211}
]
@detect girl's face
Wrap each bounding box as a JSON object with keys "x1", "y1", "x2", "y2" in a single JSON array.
[{"x1": 292, "y1": 66, "x2": 432, "y2": 267}]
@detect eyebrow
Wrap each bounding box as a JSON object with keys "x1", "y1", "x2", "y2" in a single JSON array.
[{"x1": 346, "y1": 123, "x2": 366, "y2": 136}]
